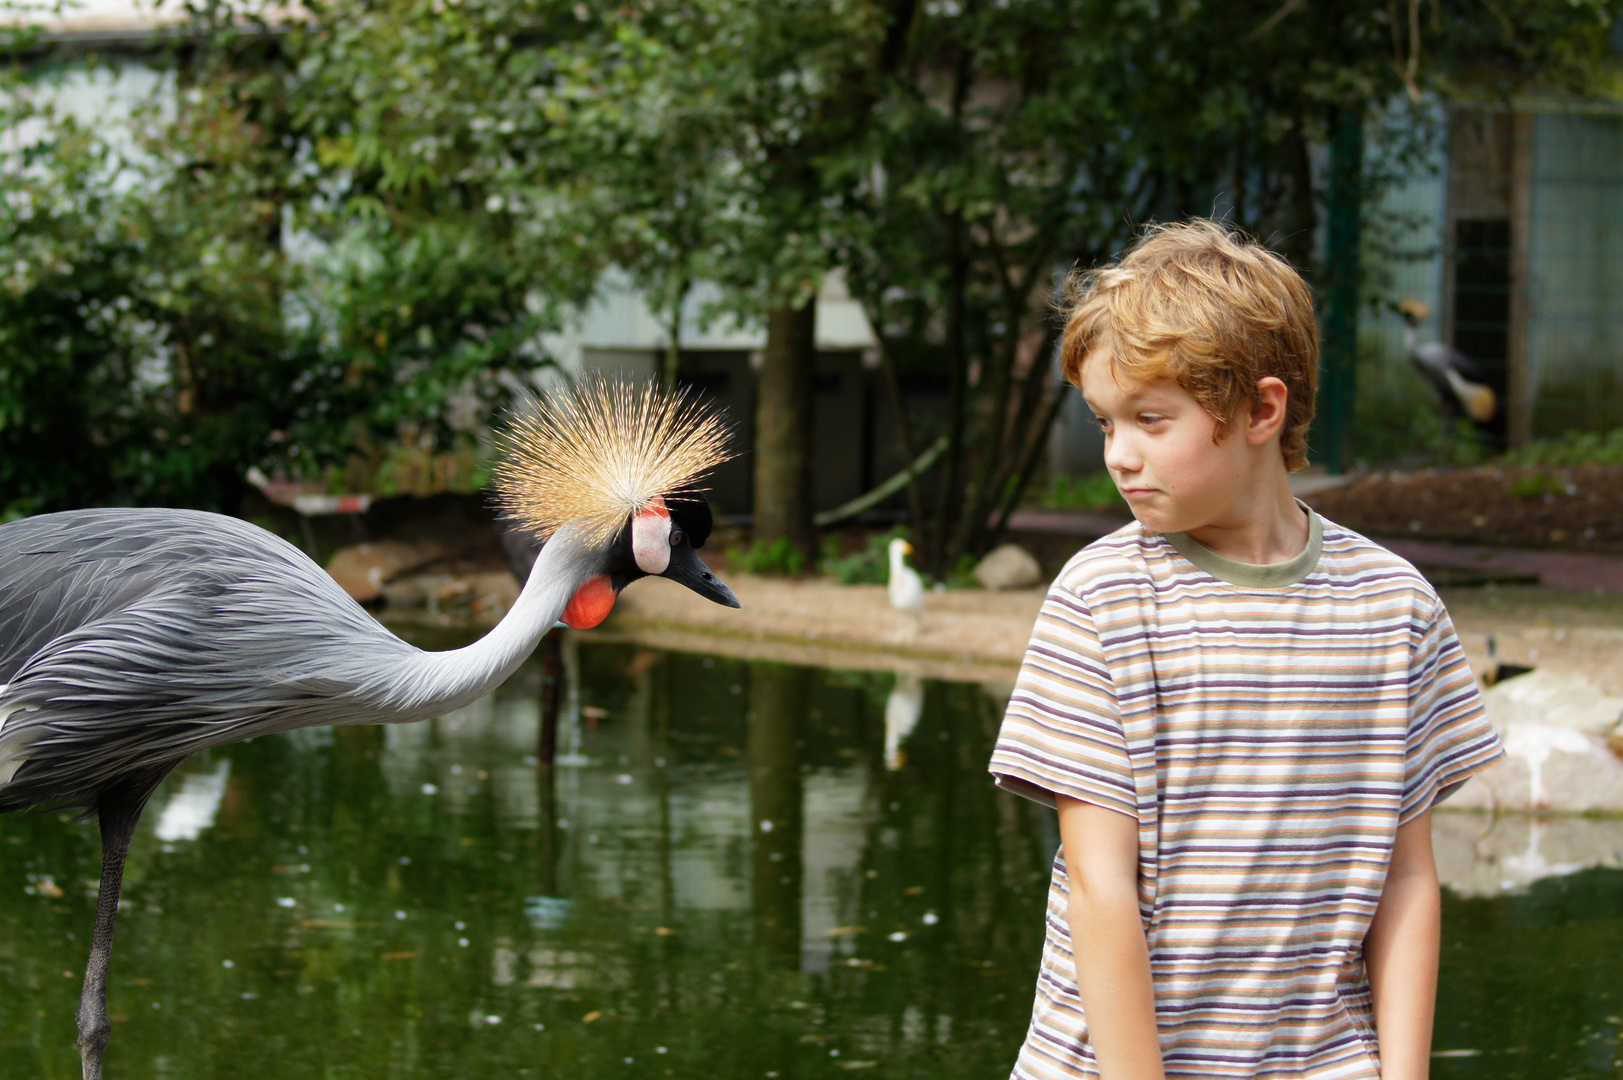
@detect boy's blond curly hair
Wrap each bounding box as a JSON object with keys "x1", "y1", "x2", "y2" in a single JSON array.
[{"x1": 1060, "y1": 219, "x2": 1318, "y2": 472}]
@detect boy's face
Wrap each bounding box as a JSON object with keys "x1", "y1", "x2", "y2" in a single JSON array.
[{"x1": 1080, "y1": 351, "x2": 1253, "y2": 535}]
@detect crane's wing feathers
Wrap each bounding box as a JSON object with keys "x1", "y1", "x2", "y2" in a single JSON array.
[
  {"x1": 1, "y1": 382, "x2": 732, "y2": 815},
  {"x1": 0, "y1": 509, "x2": 419, "y2": 813}
]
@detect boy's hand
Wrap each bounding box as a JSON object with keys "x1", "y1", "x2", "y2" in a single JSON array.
[
  {"x1": 1365, "y1": 810, "x2": 1441, "y2": 1080},
  {"x1": 1058, "y1": 795, "x2": 1166, "y2": 1080}
]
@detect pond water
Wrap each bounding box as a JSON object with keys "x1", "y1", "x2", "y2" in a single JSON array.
[{"x1": 1, "y1": 635, "x2": 1620, "y2": 1079}]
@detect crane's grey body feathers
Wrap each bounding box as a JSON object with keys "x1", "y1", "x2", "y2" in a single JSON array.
[{"x1": 0, "y1": 507, "x2": 588, "y2": 814}]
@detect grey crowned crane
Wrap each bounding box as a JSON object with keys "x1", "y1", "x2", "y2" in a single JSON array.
[
  {"x1": 1398, "y1": 299, "x2": 1497, "y2": 425},
  {"x1": 0, "y1": 381, "x2": 739, "y2": 1079}
]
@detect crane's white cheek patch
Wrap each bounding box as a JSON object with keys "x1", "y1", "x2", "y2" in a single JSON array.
[{"x1": 632, "y1": 512, "x2": 671, "y2": 575}]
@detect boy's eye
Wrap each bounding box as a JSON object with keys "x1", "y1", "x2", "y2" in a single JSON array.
[
  {"x1": 1138, "y1": 414, "x2": 1166, "y2": 427},
  {"x1": 1090, "y1": 415, "x2": 1110, "y2": 430}
]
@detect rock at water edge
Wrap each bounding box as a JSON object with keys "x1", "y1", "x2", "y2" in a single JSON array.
[
  {"x1": 326, "y1": 541, "x2": 444, "y2": 603},
  {"x1": 974, "y1": 544, "x2": 1042, "y2": 591}
]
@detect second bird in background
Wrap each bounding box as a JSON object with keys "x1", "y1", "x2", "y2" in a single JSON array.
[
  {"x1": 888, "y1": 538, "x2": 925, "y2": 643},
  {"x1": 1398, "y1": 299, "x2": 1497, "y2": 425}
]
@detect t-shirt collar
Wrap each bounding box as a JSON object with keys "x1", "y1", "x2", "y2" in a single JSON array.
[{"x1": 1163, "y1": 500, "x2": 1323, "y2": 588}]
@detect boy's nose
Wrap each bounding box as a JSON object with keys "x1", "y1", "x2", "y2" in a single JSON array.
[{"x1": 1104, "y1": 434, "x2": 1141, "y2": 474}]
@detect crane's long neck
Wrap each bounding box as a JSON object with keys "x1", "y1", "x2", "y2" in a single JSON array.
[
  {"x1": 1403, "y1": 318, "x2": 1419, "y2": 355},
  {"x1": 383, "y1": 528, "x2": 597, "y2": 720}
]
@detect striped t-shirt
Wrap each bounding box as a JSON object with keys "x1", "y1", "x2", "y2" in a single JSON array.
[{"x1": 989, "y1": 510, "x2": 1502, "y2": 1080}]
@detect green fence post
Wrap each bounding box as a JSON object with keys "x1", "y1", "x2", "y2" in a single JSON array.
[{"x1": 1321, "y1": 107, "x2": 1364, "y2": 475}]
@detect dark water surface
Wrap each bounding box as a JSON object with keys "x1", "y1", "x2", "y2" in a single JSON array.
[{"x1": 1, "y1": 636, "x2": 1619, "y2": 1079}]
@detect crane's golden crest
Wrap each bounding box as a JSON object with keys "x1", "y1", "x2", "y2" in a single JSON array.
[{"x1": 492, "y1": 380, "x2": 732, "y2": 545}]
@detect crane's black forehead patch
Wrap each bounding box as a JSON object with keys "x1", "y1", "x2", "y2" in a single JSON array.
[{"x1": 665, "y1": 489, "x2": 713, "y2": 549}]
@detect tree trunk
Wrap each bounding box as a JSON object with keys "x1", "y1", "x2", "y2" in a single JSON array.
[
  {"x1": 1319, "y1": 106, "x2": 1363, "y2": 475},
  {"x1": 662, "y1": 326, "x2": 682, "y2": 391},
  {"x1": 661, "y1": 276, "x2": 689, "y2": 390},
  {"x1": 930, "y1": 212, "x2": 970, "y2": 577},
  {"x1": 752, "y1": 298, "x2": 819, "y2": 566}
]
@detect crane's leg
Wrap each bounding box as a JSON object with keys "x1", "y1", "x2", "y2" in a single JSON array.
[{"x1": 76, "y1": 782, "x2": 154, "y2": 1080}]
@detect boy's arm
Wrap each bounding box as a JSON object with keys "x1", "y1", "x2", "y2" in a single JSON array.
[
  {"x1": 1364, "y1": 810, "x2": 1440, "y2": 1080},
  {"x1": 1057, "y1": 795, "x2": 1165, "y2": 1080}
]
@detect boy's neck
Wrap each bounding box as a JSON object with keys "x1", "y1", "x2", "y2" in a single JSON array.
[{"x1": 1181, "y1": 470, "x2": 1309, "y2": 566}]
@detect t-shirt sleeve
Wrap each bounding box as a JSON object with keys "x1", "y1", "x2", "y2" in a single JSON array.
[
  {"x1": 988, "y1": 581, "x2": 1137, "y2": 817},
  {"x1": 1401, "y1": 599, "x2": 1504, "y2": 824}
]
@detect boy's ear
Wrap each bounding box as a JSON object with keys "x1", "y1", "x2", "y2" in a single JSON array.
[{"x1": 1245, "y1": 377, "x2": 1290, "y2": 446}]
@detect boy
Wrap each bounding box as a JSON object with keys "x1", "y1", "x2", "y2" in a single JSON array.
[{"x1": 989, "y1": 220, "x2": 1502, "y2": 1080}]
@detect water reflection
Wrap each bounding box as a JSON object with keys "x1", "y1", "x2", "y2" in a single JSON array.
[
  {"x1": 749, "y1": 663, "x2": 806, "y2": 968},
  {"x1": 0, "y1": 639, "x2": 1619, "y2": 1079},
  {"x1": 884, "y1": 672, "x2": 923, "y2": 772},
  {"x1": 152, "y1": 761, "x2": 231, "y2": 844},
  {"x1": 1435, "y1": 813, "x2": 1623, "y2": 897}
]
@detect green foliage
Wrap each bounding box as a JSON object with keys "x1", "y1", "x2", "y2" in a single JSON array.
[
  {"x1": 1508, "y1": 470, "x2": 1567, "y2": 500},
  {"x1": 0, "y1": 79, "x2": 311, "y2": 512},
  {"x1": 941, "y1": 554, "x2": 982, "y2": 592},
  {"x1": 820, "y1": 527, "x2": 909, "y2": 586},
  {"x1": 3, "y1": 0, "x2": 1614, "y2": 523},
  {"x1": 1035, "y1": 472, "x2": 1126, "y2": 513},
  {"x1": 1352, "y1": 343, "x2": 1497, "y2": 470},
  {"x1": 818, "y1": 529, "x2": 981, "y2": 590},
  {"x1": 271, "y1": 0, "x2": 598, "y2": 482},
  {"x1": 536, "y1": 2, "x2": 741, "y2": 379},
  {"x1": 0, "y1": 0, "x2": 592, "y2": 513},
  {"x1": 830, "y1": 0, "x2": 1616, "y2": 574},
  {"x1": 728, "y1": 536, "x2": 809, "y2": 576},
  {"x1": 0, "y1": 114, "x2": 143, "y2": 513},
  {"x1": 1428, "y1": 417, "x2": 1491, "y2": 469},
  {"x1": 1501, "y1": 428, "x2": 1623, "y2": 469},
  {"x1": 1353, "y1": 349, "x2": 1623, "y2": 473}
]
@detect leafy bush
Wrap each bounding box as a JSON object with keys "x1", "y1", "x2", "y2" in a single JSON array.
[
  {"x1": 1350, "y1": 357, "x2": 1492, "y2": 470},
  {"x1": 1507, "y1": 471, "x2": 1566, "y2": 500},
  {"x1": 729, "y1": 536, "x2": 810, "y2": 576},
  {"x1": 818, "y1": 530, "x2": 984, "y2": 590},
  {"x1": 0, "y1": 121, "x2": 143, "y2": 516},
  {"x1": 1501, "y1": 428, "x2": 1623, "y2": 469},
  {"x1": 942, "y1": 553, "x2": 981, "y2": 591},
  {"x1": 1035, "y1": 472, "x2": 1126, "y2": 512},
  {"x1": 821, "y1": 528, "x2": 909, "y2": 585},
  {"x1": 0, "y1": 7, "x2": 586, "y2": 516}
]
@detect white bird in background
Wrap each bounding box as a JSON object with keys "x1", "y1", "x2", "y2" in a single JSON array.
[
  {"x1": 884, "y1": 670, "x2": 924, "y2": 770},
  {"x1": 1398, "y1": 299, "x2": 1497, "y2": 424},
  {"x1": 888, "y1": 538, "x2": 925, "y2": 643}
]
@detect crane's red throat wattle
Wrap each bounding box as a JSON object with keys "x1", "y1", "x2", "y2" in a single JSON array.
[{"x1": 563, "y1": 575, "x2": 617, "y2": 629}]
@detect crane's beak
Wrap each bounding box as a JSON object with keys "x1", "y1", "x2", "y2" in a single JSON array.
[{"x1": 660, "y1": 543, "x2": 741, "y2": 608}]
